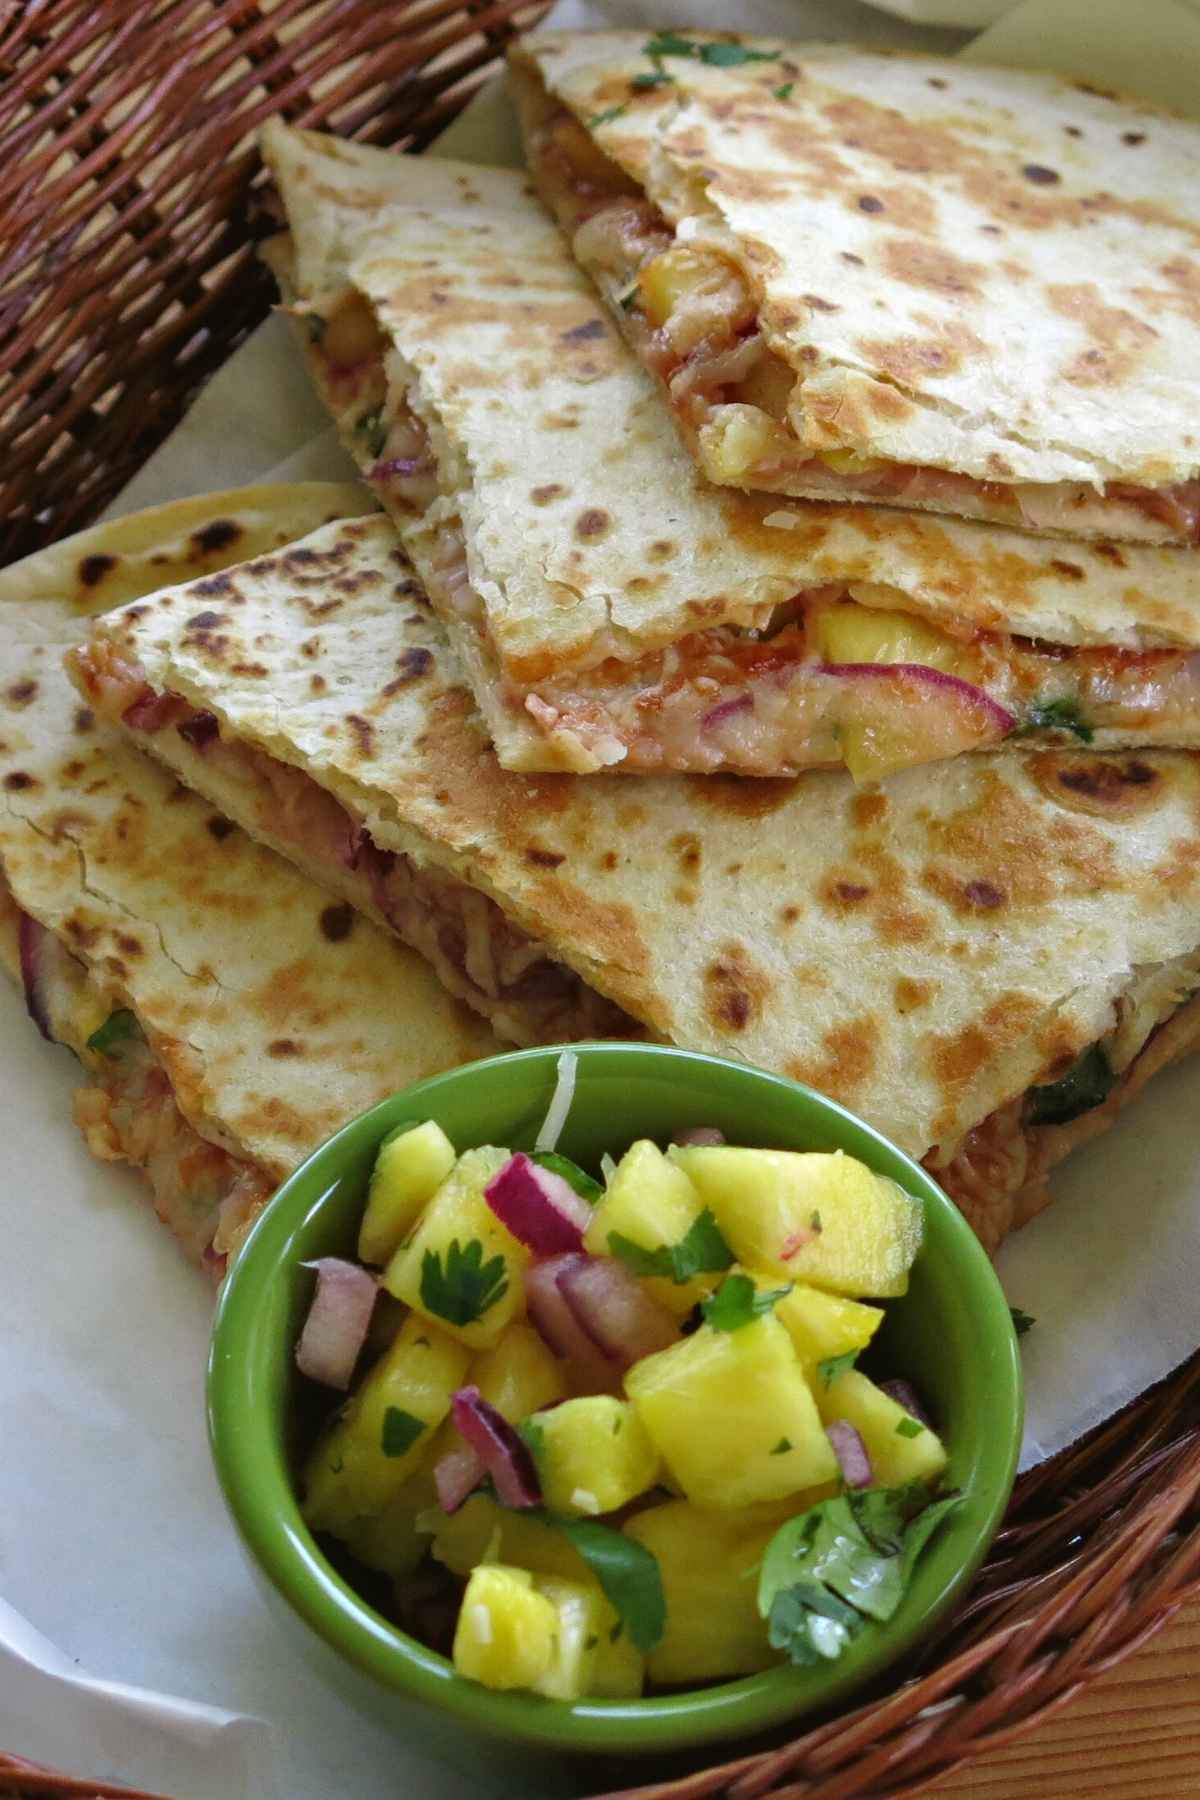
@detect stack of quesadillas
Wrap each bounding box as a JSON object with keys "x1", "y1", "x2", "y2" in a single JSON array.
[{"x1": 20, "y1": 31, "x2": 1200, "y2": 1267}]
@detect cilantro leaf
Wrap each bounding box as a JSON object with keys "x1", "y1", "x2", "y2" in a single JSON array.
[
  {"x1": 618, "y1": 286, "x2": 639, "y2": 311},
  {"x1": 608, "y1": 1207, "x2": 733, "y2": 1285},
  {"x1": 701, "y1": 1273, "x2": 791, "y2": 1332},
  {"x1": 1010, "y1": 1305, "x2": 1036, "y2": 1338},
  {"x1": 758, "y1": 1486, "x2": 963, "y2": 1666},
  {"x1": 357, "y1": 409, "x2": 387, "y2": 458},
  {"x1": 632, "y1": 69, "x2": 674, "y2": 89},
  {"x1": 86, "y1": 1009, "x2": 140, "y2": 1056},
  {"x1": 381, "y1": 1407, "x2": 425, "y2": 1458},
  {"x1": 699, "y1": 42, "x2": 780, "y2": 67},
  {"x1": 531, "y1": 1151, "x2": 602, "y2": 1203},
  {"x1": 1018, "y1": 696, "x2": 1093, "y2": 743},
  {"x1": 895, "y1": 1417, "x2": 924, "y2": 1439},
  {"x1": 771, "y1": 1436, "x2": 793, "y2": 1455},
  {"x1": 419, "y1": 1238, "x2": 508, "y2": 1327},
  {"x1": 817, "y1": 1349, "x2": 859, "y2": 1388},
  {"x1": 1027, "y1": 1043, "x2": 1115, "y2": 1125},
  {"x1": 554, "y1": 1517, "x2": 665, "y2": 1653},
  {"x1": 587, "y1": 103, "x2": 627, "y2": 127},
  {"x1": 774, "y1": 82, "x2": 795, "y2": 100},
  {"x1": 642, "y1": 30, "x2": 699, "y2": 58}
]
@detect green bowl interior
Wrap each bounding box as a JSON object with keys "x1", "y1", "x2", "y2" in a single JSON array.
[{"x1": 209, "y1": 1043, "x2": 1023, "y2": 1756}]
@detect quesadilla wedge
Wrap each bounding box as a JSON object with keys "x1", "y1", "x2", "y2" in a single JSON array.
[
  {"x1": 72, "y1": 511, "x2": 1200, "y2": 1252},
  {"x1": 510, "y1": 31, "x2": 1200, "y2": 546},
  {"x1": 0, "y1": 489, "x2": 497, "y2": 1273},
  {"x1": 259, "y1": 124, "x2": 1200, "y2": 782}
]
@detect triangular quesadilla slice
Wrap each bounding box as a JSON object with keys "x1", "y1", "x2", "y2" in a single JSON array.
[
  {"x1": 72, "y1": 511, "x2": 1200, "y2": 1252},
  {"x1": 259, "y1": 123, "x2": 1200, "y2": 782},
  {"x1": 0, "y1": 489, "x2": 497, "y2": 1272},
  {"x1": 510, "y1": 31, "x2": 1200, "y2": 546}
]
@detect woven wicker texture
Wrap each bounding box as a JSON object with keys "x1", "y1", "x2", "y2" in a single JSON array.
[{"x1": 1, "y1": 6, "x2": 1198, "y2": 1797}]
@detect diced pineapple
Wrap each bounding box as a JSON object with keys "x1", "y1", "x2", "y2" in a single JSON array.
[
  {"x1": 429, "y1": 1493, "x2": 590, "y2": 1584},
  {"x1": 623, "y1": 1501, "x2": 784, "y2": 1684},
  {"x1": 383, "y1": 1147, "x2": 528, "y2": 1348},
  {"x1": 302, "y1": 1314, "x2": 469, "y2": 1532},
  {"x1": 336, "y1": 1463, "x2": 439, "y2": 1578},
  {"x1": 531, "y1": 1395, "x2": 660, "y2": 1518},
  {"x1": 700, "y1": 404, "x2": 787, "y2": 481},
  {"x1": 671, "y1": 1147, "x2": 923, "y2": 1298},
  {"x1": 817, "y1": 1370, "x2": 948, "y2": 1488},
  {"x1": 358, "y1": 1120, "x2": 457, "y2": 1265},
  {"x1": 817, "y1": 448, "x2": 884, "y2": 474},
  {"x1": 813, "y1": 601, "x2": 964, "y2": 674},
  {"x1": 625, "y1": 1314, "x2": 837, "y2": 1508},
  {"x1": 453, "y1": 1564, "x2": 558, "y2": 1692},
  {"x1": 637, "y1": 245, "x2": 748, "y2": 332},
  {"x1": 473, "y1": 1322, "x2": 566, "y2": 1422},
  {"x1": 529, "y1": 1576, "x2": 605, "y2": 1700},
  {"x1": 584, "y1": 1140, "x2": 715, "y2": 1318},
  {"x1": 759, "y1": 1279, "x2": 883, "y2": 1366}
]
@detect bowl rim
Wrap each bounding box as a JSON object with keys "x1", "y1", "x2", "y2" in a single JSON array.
[{"x1": 207, "y1": 1041, "x2": 1024, "y2": 1755}]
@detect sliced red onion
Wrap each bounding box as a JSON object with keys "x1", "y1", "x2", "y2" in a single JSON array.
[
  {"x1": 484, "y1": 1152, "x2": 591, "y2": 1255},
  {"x1": 295, "y1": 1257, "x2": 378, "y2": 1389},
  {"x1": 779, "y1": 1227, "x2": 817, "y2": 1260},
  {"x1": 701, "y1": 694, "x2": 753, "y2": 732},
  {"x1": 671, "y1": 1126, "x2": 726, "y2": 1147},
  {"x1": 17, "y1": 911, "x2": 52, "y2": 1041},
  {"x1": 451, "y1": 1386, "x2": 541, "y2": 1509},
  {"x1": 433, "y1": 1442, "x2": 485, "y2": 1514},
  {"x1": 123, "y1": 687, "x2": 185, "y2": 733},
  {"x1": 372, "y1": 456, "x2": 430, "y2": 479},
  {"x1": 338, "y1": 821, "x2": 370, "y2": 872},
  {"x1": 821, "y1": 662, "x2": 1017, "y2": 737},
  {"x1": 880, "y1": 1378, "x2": 932, "y2": 1428},
  {"x1": 525, "y1": 1256, "x2": 621, "y2": 1390},
  {"x1": 557, "y1": 1254, "x2": 679, "y2": 1371},
  {"x1": 826, "y1": 1420, "x2": 874, "y2": 1489},
  {"x1": 177, "y1": 710, "x2": 219, "y2": 751}
]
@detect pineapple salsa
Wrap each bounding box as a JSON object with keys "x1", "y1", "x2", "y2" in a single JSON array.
[{"x1": 293, "y1": 1098, "x2": 959, "y2": 1700}]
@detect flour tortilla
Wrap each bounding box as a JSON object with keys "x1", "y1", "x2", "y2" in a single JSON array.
[
  {"x1": 511, "y1": 31, "x2": 1200, "y2": 541},
  {"x1": 0, "y1": 487, "x2": 497, "y2": 1266},
  {"x1": 78, "y1": 512, "x2": 1200, "y2": 1249},
  {"x1": 260, "y1": 123, "x2": 1200, "y2": 778}
]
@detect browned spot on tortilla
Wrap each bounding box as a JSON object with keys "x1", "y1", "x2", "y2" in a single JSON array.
[
  {"x1": 530, "y1": 484, "x2": 565, "y2": 505},
  {"x1": 779, "y1": 903, "x2": 800, "y2": 924},
  {"x1": 382, "y1": 646, "x2": 434, "y2": 696},
  {"x1": 704, "y1": 941, "x2": 771, "y2": 1033},
  {"x1": 1047, "y1": 281, "x2": 1159, "y2": 386},
  {"x1": 1132, "y1": 256, "x2": 1200, "y2": 329},
  {"x1": 346, "y1": 713, "x2": 376, "y2": 757},
  {"x1": 268, "y1": 1038, "x2": 303, "y2": 1058},
  {"x1": 5, "y1": 679, "x2": 36, "y2": 705},
  {"x1": 599, "y1": 850, "x2": 619, "y2": 871},
  {"x1": 1150, "y1": 835, "x2": 1200, "y2": 898},
  {"x1": 525, "y1": 845, "x2": 566, "y2": 868},
  {"x1": 787, "y1": 1015, "x2": 880, "y2": 1101},
  {"x1": 921, "y1": 870, "x2": 1009, "y2": 914},
  {"x1": 713, "y1": 167, "x2": 796, "y2": 206},
  {"x1": 1049, "y1": 558, "x2": 1085, "y2": 580},
  {"x1": 1022, "y1": 163, "x2": 1060, "y2": 185},
  {"x1": 856, "y1": 323, "x2": 984, "y2": 383},
  {"x1": 851, "y1": 790, "x2": 888, "y2": 829},
  {"x1": 310, "y1": 675, "x2": 327, "y2": 694},
  {"x1": 928, "y1": 992, "x2": 1042, "y2": 1138},
  {"x1": 895, "y1": 976, "x2": 933, "y2": 1014},
  {"x1": 191, "y1": 573, "x2": 236, "y2": 599},
  {"x1": 802, "y1": 293, "x2": 839, "y2": 313},
  {"x1": 319, "y1": 902, "x2": 354, "y2": 942},
  {"x1": 190, "y1": 519, "x2": 241, "y2": 555},
  {"x1": 671, "y1": 832, "x2": 702, "y2": 874},
  {"x1": 116, "y1": 933, "x2": 143, "y2": 958},
  {"x1": 672, "y1": 884, "x2": 697, "y2": 907},
  {"x1": 3, "y1": 771, "x2": 36, "y2": 791},
  {"x1": 1033, "y1": 752, "x2": 1163, "y2": 820},
  {"x1": 74, "y1": 708, "x2": 95, "y2": 733},
  {"x1": 575, "y1": 508, "x2": 611, "y2": 541},
  {"x1": 206, "y1": 816, "x2": 235, "y2": 841},
  {"x1": 230, "y1": 660, "x2": 268, "y2": 678},
  {"x1": 187, "y1": 609, "x2": 225, "y2": 630},
  {"x1": 647, "y1": 539, "x2": 676, "y2": 562},
  {"x1": 840, "y1": 251, "x2": 864, "y2": 266},
  {"x1": 867, "y1": 183, "x2": 938, "y2": 234},
  {"x1": 78, "y1": 552, "x2": 117, "y2": 588},
  {"x1": 881, "y1": 236, "x2": 983, "y2": 298},
  {"x1": 823, "y1": 878, "x2": 870, "y2": 905},
  {"x1": 561, "y1": 318, "x2": 606, "y2": 343},
  {"x1": 688, "y1": 775, "x2": 797, "y2": 818},
  {"x1": 1092, "y1": 541, "x2": 1127, "y2": 566}
]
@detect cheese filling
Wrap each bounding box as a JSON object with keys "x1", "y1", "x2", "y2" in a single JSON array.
[
  {"x1": 71, "y1": 646, "x2": 637, "y2": 1049},
  {"x1": 0, "y1": 874, "x2": 272, "y2": 1273},
  {"x1": 526, "y1": 104, "x2": 1200, "y2": 545}
]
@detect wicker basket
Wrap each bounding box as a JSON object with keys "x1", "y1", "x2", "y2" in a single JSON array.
[{"x1": 1, "y1": 6, "x2": 1198, "y2": 1796}]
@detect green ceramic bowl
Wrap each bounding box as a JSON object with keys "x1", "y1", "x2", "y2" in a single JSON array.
[{"x1": 208, "y1": 1043, "x2": 1022, "y2": 1756}]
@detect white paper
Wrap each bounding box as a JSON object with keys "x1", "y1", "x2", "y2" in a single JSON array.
[{"x1": 5, "y1": 1, "x2": 1200, "y2": 1793}]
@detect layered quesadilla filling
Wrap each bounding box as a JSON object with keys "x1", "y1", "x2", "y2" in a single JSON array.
[
  {"x1": 931, "y1": 950, "x2": 1200, "y2": 1252},
  {"x1": 305, "y1": 297, "x2": 1200, "y2": 780},
  {"x1": 523, "y1": 103, "x2": 1200, "y2": 546},
  {"x1": 71, "y1": 646, "x2": 636, "y2": 1048},
  {"x1": 0, "y1": 876, "x2": 271, "y2": 1274}
]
